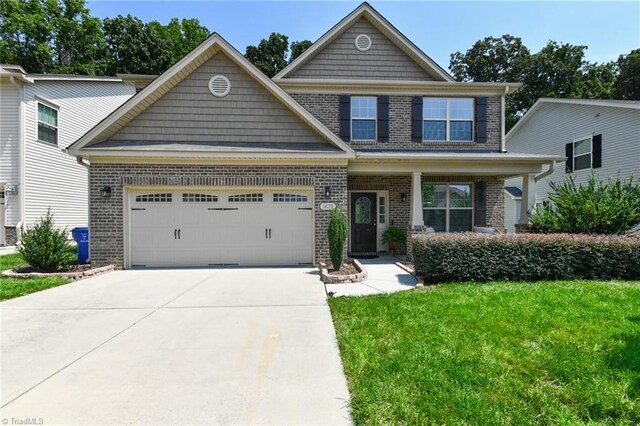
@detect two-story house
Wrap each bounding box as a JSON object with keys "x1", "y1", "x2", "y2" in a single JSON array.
[
  {"x1": 504, "y1": 98, "x2": 640, "y2": 232},
  {"x1": 67, "y1": 3, "x2": 562, "y2": 268},
  {"x1": 0, "y1": 65, "x2": 136, "y2": 246}
]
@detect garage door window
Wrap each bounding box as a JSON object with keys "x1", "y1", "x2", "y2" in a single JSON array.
[
  {"x1": 183, "y1": 193, "x2": 218, "y2": 202},
  {"x1": 228, "y1": 193, "x2": 263, "y2": 202},
  {"x1": 135, "y1": 193, "x2": 172, "y2": 202},
  {"x1": 273, "y1": 193, "x2": 308, "y2": 202}
]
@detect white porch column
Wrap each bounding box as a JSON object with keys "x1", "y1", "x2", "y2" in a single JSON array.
[
  {"x1": 411, "y1": 172, "x2": 423, "y2": 227},
  {"x1": 519, "y1": 173, "x2": 536, "y2": 225}
]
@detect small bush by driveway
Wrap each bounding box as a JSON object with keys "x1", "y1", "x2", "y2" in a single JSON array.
[{"x1": 329, "y1": 280, "x2": 640, "y2": 425}]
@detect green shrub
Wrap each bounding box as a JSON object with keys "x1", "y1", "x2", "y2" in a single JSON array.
[
  {"x1": 530, "y1": 174, "x2": 640, "y2": 234},
  {"x1": 328, "y1": 207, "x2": 348, "y2": 270},
  {"x1": 412, "y1": 233, "x2": 640, "y2": 283},
  {"x1": 17, "y1": 209, "x2": 76, "y2": 272},
  {"x1": 382, "y1": 226, "x2": 406, "y2": 254}
]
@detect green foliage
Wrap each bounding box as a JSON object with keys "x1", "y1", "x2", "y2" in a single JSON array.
[
  {"x1": 412, "y1": 233, "x2": 639, "y2": 283},
  {"x1": 0, "y1": 253, "x2": 69, "y2": 300},
  {"x1": 614, "y1": 48, "x2": 640, "y2": 100},
  {"x1": 17, "y1": 209, "x2": 76, "y2": 272},
  {"x1": 244, "y1": 32, "x2": 312, "y2": 77},
  {"x1": 381, "y1": 226, "x2": 406, "y2": 254},
  {"x1": 329, "y1": 280, "x2": 640, "y2": 424},
  {"x1": 328, "y1": 207, "x2": 348, "y2": 270},
  {"x1": 530, "y1": 174, "x2": 640, "y2": 234},
  {"x1": 449, "y1": 36, "x2": 623, "y2": 131}
]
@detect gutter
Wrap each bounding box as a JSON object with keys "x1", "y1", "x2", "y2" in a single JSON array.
[{"x1": 535, "y1": 160, "x2": 562, "y2": 182}]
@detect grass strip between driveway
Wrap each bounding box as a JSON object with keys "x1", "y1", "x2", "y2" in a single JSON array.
[
  {"x1": 328, "y1": 280, "x2": 640, "y2": 425},
  {"x1": 0, "y1": 254, "x2": 70, "y2": 301}
]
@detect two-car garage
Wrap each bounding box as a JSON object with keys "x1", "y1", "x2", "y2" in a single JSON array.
[{"x1": 126, "y1": 188, "x2": 314, "y2": 268}]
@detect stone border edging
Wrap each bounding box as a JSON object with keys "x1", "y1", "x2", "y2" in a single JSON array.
[
  {"x1": 319, "y1": 259, "x2": 368, "y2": 284},
  {"x1": 394, "y1": 262, "x2": 425, "y2": 288},
  {"x1": 2, "y1": 265, "x2": 115, "y2": 280}
]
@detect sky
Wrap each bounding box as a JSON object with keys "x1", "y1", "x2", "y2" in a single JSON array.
[{"x1": 86, "y1": 1, "x2": 640, "y2": 69}]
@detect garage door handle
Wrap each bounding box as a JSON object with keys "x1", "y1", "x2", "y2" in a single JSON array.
[
  {"x1": 174, "y1": 229, "x2": 177, "y2": 240},
  {"x1": 178, "y1": 229, "x2": 181, "y2": 239},
  {"x1": 268, "y1": 228, "x2": 272, "y2": 239},
  {"x1": 265, "y1": 228, "x2": 268, "y2": 239}
]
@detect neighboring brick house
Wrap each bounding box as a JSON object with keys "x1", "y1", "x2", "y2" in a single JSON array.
[{"x1": 68, "y1": 2, "x2": 562, "y2": 268}]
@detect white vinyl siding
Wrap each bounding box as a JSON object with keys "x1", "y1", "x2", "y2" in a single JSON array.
[
  {"x1": 505, "y1": 103, "x2": 640, "y2": 205},
  {"x1": 23, "y1": 80, "x2": 134, "y2": 229},
  {"x1": 0, "y1": 82, "x2": 21, "y2": 225}
]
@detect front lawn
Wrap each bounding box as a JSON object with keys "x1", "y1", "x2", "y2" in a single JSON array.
[
  {"x1": 329, "y1": 281, "x2": 640, "y2": 425},
  {"x1": 0, "y1": 253, "x2": 69, "y2": 300}
]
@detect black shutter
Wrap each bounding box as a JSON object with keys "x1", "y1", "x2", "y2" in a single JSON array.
[
  {"x1": 339, "y1": 95, "x2": 351, "y2": 141},
  {"x1": 475, "y1": 97, "x2": 487, "y2": 143},
  {"x1": 411, "y1": 96, "x2": 423, "y2": 142},
  {"x1": 377, "y1": 96, "x2": 389, "y2": 142},
  {"x1": 474, "y1": 181, "x2": 487, "y2": 227},
  {"x1": 565, "y1": 142, "x2": 574, "y2": 173},
  {"x1": 592, "y1": 134, "x2": 602, "y2": 168}
]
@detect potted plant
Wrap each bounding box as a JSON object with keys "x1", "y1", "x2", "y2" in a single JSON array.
[{"x1": 382, "y1": 226, "x2": 406, "y2": 255}]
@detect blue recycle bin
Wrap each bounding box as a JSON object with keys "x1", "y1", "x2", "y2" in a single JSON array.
[{"x1": 71, "y1": 227, "x2": 89, "y2": 264}]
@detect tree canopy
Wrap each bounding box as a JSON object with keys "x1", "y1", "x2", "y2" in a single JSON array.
[
  {"x1": 450, "y1": 35, "x2": 637, "y2": 130},
  {"x1": 244, "y1": 32, "x2": 312, "y2": 77}
]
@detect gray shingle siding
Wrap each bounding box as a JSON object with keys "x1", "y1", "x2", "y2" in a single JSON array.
[
  {"x1": 287, "y1": 18, "x2": 437, "y2": 81},
  {"x1": 89, "y1": 164, "x2": 347, "y2": 269},
  {"x1": 292, "y1": 94, "x2": 502, "y2": 151},
  {"x1": 108, "y1": 52, "x2": 331, "y2": 145}
]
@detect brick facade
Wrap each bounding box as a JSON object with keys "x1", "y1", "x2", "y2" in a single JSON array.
[
  {"x1": 89, "y1": 164, "x2": 347, "y2": 269},
  {"x1": 4, "y1": 226, "x2": 17, "y2": 246},
  {"x1": 291, "y1": 93, "x2": 502, "y2": 151}
]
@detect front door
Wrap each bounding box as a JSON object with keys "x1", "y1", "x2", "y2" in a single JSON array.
[{"x1": 350, "y1": 192, "x2": 377, "y2": 253}]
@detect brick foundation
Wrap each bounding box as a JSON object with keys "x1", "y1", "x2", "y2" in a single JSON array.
[{"x1": 89, "y1": 164, "x2": 347, "y2": 269}]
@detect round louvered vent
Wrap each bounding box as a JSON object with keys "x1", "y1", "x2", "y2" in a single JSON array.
[
  {"x1": 355, "y1": 34, "x2": 372, "y2": 52},
  {"x1": 208, "y1": 75, "x2": 230, "y2": 97}
]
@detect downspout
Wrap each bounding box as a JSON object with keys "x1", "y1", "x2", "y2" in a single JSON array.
[
  {"x1": 535, "y1": 160, "x2": 560, "y2": 182},
  {"x1": 11, "y1": 76, "x2": 26, "y2": 242},
  {"x1": 501, "y1": 86, "x2": 509, "y2": 152}
]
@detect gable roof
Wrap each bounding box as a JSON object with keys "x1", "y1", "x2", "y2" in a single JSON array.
[
  {"x1": 273, "y1": 2, "x2": 453, "y2": 82},
  {"x1": 68, "y1": 33, "x2": 355, "y2": 158},
  {"x1": 506, "y1": 98, "x2": 640, "y2": 143}
]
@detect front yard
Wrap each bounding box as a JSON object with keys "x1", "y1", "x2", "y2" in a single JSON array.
[
  {"x1": 0, "y1": 254, "x2": 69, "y2": 300},
  {"x1": 329, "y1": 280, "x2": 640, "y2": 425}
]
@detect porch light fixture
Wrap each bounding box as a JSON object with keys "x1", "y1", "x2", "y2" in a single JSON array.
[
  {"x1": 100, "y1": 186, "x2": 112, "y2": 198},
  {"x1": 400, "y1": 192, "x2": 407, "y2": 202},
  {"x1": 324, "y1": 186, "x2": 332, "y2": 197}
]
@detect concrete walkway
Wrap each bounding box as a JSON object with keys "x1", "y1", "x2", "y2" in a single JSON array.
[
  {"x1": 1, "y1": 268, "x2": 352, "y2": 425},
  {"x1": 325, "y1": 257, "x2": 417, "y2": 297}
]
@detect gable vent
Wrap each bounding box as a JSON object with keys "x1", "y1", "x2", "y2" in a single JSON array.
[
  {"x1": 208, "y1": 75, "x2": 231, "y2": 97},
  {"x1": 355, "y1": 34, "x2": 372, "y2": 52}
]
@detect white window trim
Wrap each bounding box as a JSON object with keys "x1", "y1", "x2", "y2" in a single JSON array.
[
  {"x1": 422, "y1": 182, "x2": 474, "y2": 232},
  {"x1": 36, "y1": 101, "x2": 59, "y2": 146},
  {"x1": 422, "y1": 98, "x2": 474, "y2": 142},
  {"x1": 351, "y1": 96, "x2": 377, "y2": 143},
  {"x1": 572, "y1": 135, "x2": 593, "y2": 171}
]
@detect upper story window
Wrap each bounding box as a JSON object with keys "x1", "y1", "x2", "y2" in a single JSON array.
[
  {"x1": 351, "y1": 96, "x2": 377, "y2": 142},
  {"x1": 573, "y1": 137, "x2": 592, "y2": 171},
  {"x1": 423, "y1": 98, "x2": 474, "y2": 142},
  {"x1": 37, "y1": 102, "x2": 58, "y2": 145}
]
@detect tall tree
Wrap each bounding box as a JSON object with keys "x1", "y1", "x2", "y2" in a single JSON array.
[
  {"x1": 613, "y1": 49, "x2": 640, "y2": 100},
  {"x1": 103, "y1": 15, "x2": 174, "y2": 75},
  {"x1": 149, "y1": 17, "x2": 209, "y2": 64},
  {"x1": 245, "y1": 32, "x2": 312, "y2": 77},
  {"x1": 0, "y1": 0, "x2": 106, "y2": 74}
]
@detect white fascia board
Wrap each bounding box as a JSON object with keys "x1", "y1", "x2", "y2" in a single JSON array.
[
  {"x1": 355, "y1": 152, "x2": 566, "y2": 163},
  {"x1": 274, "y1": 3, "x2": 453, "y2": 82},
  {"x1": 75, "y1": 149, "x2": 353, "y2": 160}
]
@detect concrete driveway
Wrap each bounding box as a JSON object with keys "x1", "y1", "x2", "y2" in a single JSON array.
[{"x1": 1, "y1": 268, "x2": 352, "y2": 425}]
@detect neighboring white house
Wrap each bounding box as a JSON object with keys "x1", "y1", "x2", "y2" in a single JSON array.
[
  {"x1": 504, "y1": 98, "x2": 640, "y2": 232},
  {"x1": 0, "y1": 65, "x2": 136, "y2": 245}
]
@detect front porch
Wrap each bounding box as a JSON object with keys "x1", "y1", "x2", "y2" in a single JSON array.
[{"x1": 345, "y1": 151, "x2": 563, "y2": 257}]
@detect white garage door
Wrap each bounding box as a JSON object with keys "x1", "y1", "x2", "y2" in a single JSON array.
[{"x1": 128, "y1": 189, "x2": 313, "y2": 267}]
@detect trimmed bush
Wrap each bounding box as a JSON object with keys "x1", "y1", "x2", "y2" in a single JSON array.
[
  {"x1": 382, "y1": 226, "x2": 406, "y2": 255},
  {"x1": 328, "y1": 207, "x2": 348, "y2": 270},
  {"x1": 17, "y1": 209, "x2": 76, "y2": 272},
  {"x1": 530, "y1": 174, "x2": 640, "y2": 234},
  {"x1": 412, "y1": 233, "x2": 640, "y2": 283}
]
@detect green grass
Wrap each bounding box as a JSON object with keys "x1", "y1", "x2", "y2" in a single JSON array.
[
  {"x1": 0, "y1": 253, "x2": 70, "y2": 300},
  {"x1": 329, "y1": 281, "x2": 640, "y2": 425}
]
